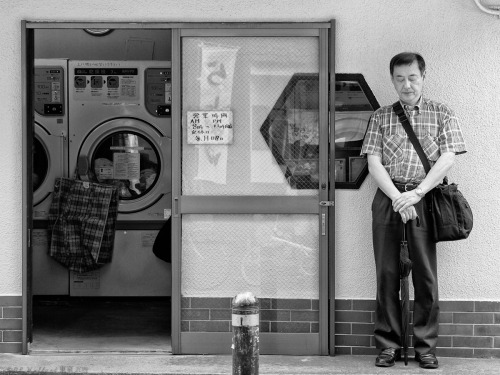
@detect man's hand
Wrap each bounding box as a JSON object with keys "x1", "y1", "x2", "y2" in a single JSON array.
[
  {"x1": 399, "y1": 205, "x2": 418, "y2": 223},
  {"x1": 393, "y1": 191, "x2": 421, "y2": 213}
]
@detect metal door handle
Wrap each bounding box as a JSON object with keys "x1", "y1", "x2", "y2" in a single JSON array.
[
  {"x1": 174, "y1": 197, "x2": 179, "y2": 217},
  {"x1": 59, "y1": 131, "x2": 67, "y2": 176},
  {"x1": 319, "y1": 201, "x2": 335, "y2": 207}
]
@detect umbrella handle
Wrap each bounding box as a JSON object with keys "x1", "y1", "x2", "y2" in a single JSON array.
[{"x1": 402, "y1": 222, "x2": 407, "y2": 242}]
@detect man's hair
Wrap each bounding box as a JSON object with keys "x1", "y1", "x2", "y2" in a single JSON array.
[{"x1": 390, "y1": 52, "x2": 426, "y2": 76}]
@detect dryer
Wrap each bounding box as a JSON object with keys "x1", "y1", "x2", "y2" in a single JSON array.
[
  {"x1": 32, "y1": 59, "x2": 70, "y2": 295},
  {"x1": 68, "y1": 60, "x2": 172, "y2": 223}
]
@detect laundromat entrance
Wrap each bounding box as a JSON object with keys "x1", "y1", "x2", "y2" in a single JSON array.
[{"x1": 28, "y1": 26, "x2": 174, "y2": 353}]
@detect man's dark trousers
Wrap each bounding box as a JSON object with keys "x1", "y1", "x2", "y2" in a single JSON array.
[{"x1": 372, "y1": 188, "x2": 439, "y2": 354}]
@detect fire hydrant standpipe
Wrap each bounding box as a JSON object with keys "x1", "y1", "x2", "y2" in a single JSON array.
[{"x1": 232, "y1": 292, "x2": 259, "y2": 375}]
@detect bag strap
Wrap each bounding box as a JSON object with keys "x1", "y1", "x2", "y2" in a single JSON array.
[{"x1": 392, "y1": 101, "x2": 431, "y2": 174}]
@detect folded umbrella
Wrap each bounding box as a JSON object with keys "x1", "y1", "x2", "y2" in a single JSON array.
[{"x1": 399, "y1": 223, "x2": 412, "y2": 366}]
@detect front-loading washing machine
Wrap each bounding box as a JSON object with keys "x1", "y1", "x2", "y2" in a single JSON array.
[
  {"x1": 32, "y1": 59, "x2": 70, "y2": 295},
  {"x1": 67, "y1": 60, "x2": 172, "y2": 296},
  {"x1": 69, "y1": 229, "x2": 171, "y2": 297},
  {"x1": 33, "y1": 59, "x2": 69, "y2": 221},
  {"x1": 68, "y1": 60, "x2": 172, "y2": 223}
]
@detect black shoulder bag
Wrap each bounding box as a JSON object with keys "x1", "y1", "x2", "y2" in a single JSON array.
[
  {"x1": 153, "y1": 218, "x2": 171, "y2": 263},
  {"x1": 392, "y1": 102, "x2": 473, "y2": 243}
]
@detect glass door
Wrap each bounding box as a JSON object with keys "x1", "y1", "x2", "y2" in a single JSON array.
[{"x1": 171, "y1": 24, "x2": 332, "y2": 355}]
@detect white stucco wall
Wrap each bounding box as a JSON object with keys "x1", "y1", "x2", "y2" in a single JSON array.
[{"x1": 1, "y1": 0, "x2": 499, "y2": 300}]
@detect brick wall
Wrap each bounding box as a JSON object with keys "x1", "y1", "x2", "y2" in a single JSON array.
[
  {"x1": 0, "y1": 296, "x2": 23, "y2": 353},
  {"x1": 181, "y1": 297, "x2": 319, "y2": 333},
  {"x1": 335, "y1": 299, "x2": 500, "y2": 358},
  {"x1": 2, "y1": 296, "x2": 498, "y2": 356}
]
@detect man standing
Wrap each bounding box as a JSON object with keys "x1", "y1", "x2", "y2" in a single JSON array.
[{"x1": 361, "y1": 52, "x2": 466, "y2": 369}]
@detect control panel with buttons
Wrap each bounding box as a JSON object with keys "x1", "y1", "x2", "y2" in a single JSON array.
[{"x1": 34, "y1": 66, "x2": 65, "y2": 116}]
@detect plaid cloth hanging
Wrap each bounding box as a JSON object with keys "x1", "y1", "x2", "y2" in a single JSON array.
[{"x1": 48, "y1": 177, "x2": 119, "y2": 273}]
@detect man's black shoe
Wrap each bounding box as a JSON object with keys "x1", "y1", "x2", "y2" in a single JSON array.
[
  {"x1": 415, "y1": 352, "x2": 439, "y2": 369},
  {"x1": 375, "y1": 348, "x2": 401, "y2": 367}
]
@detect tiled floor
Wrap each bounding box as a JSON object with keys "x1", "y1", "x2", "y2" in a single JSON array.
[{"x1": 30, "y1": 297, "x2": 172, "y2": 353}]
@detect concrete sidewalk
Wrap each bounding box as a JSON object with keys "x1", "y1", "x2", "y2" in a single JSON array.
[{"x1": 0, "y1": 353, "x2": 500, "y2": 375}]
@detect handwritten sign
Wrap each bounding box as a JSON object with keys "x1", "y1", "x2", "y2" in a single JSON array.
[{"x1": 187, "y1": 111, "x2": 233, "y2": 145}]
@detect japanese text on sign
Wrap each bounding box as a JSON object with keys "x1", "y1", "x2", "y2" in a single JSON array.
[{"x1": 187, "y1": 111, "x2": 233, "y2": 145}]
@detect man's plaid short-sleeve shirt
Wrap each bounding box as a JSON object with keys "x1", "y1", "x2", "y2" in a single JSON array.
[{"x1": 361, "y1": 98, "x2": 466, "y2": 183}]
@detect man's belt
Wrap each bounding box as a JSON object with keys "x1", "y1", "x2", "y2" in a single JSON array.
[{"x1": 393, "y1": 181, "x2": 419, "y2": 192}]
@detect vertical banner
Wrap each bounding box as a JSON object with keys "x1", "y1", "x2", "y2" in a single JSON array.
[
  {"x1": 199, "y1": 43, "x2": 239, "y2": 110},
  {"x1": 195, "y1": 43, "x2": 240, "y2": 185}
]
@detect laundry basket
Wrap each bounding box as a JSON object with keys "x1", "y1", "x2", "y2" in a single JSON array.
[{"x1": 48, "y1": 177, "x2": 119, "y2": 273}]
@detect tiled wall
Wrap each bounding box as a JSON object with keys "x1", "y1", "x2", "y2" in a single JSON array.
[
  {"x1": 0, "y1": 296, "x2": 23, "y2": 353},
  {"x1": 335, "y1": 299, "x2": 500, "y2": 358},
  {"x1": 181, "y1": 297, "x2": 319, "y2": 333}
]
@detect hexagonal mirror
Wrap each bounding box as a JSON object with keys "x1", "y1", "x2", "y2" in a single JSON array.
[{"x1": 260, "y1": 73, "x2": 379, "y2": 190}]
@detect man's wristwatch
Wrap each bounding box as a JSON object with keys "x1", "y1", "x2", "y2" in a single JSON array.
[{"x1": 415, "y1": 187, "x2": 425, "y2": 198}]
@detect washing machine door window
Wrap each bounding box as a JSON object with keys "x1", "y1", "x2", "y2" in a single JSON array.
[
  {"x1": 91, "y1": 131, "x2": 161, "y2": 201},
  {"x1": 33, "y1": 136, "x2": 49, "y2": 192},
  {"x1": 76, "y1": 118, "x2": 171, "y2": 217},
  {"x1": 33, "y1": 122, "x2": 65, "y2": 212}
]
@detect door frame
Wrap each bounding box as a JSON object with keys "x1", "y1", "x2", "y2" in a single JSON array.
[
  {"x1": 21, "y1": 20, "x2": 35, "y2": 355},
  {"x1": 328, "y1": 18, "x2": 336, "y2": 356},
  {"x1": 171, "y1": 22, "x2": 335, "y2": 355},
  {"x1": 21, "y1": 20, "x2": 336, "y2": 356}
]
